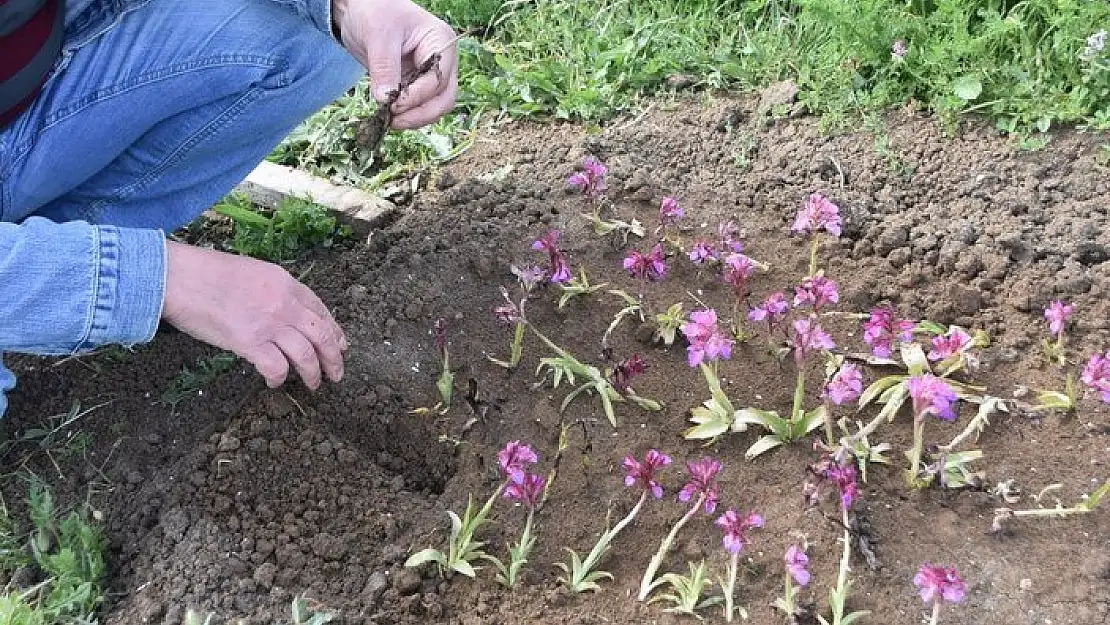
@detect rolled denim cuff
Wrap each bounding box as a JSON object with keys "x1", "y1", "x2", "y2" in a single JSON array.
[{"x1": 84, "y1": 225, "x2": 166, "y2": 348}]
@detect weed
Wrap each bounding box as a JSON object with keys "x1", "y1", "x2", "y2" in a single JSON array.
[
  {"x1": 184, "y1": 597, "x2": 334, "y2": 625},
  {"x1": 212, "y1": 193, "x2": 351, "y2": 263},
  {"x1": 160, "y1": 352, "x2": 239, "y2": 413}
]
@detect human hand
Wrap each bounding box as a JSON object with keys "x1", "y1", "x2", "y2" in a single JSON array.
[
  {"x1": 161, "y1": 242, "x2": 347, "y2": 390},
  {"x1": 333, "y1": 0, "x2": 458, "y2": 129}
]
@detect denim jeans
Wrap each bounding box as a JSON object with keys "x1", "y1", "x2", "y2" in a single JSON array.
[{"x1": 0, "y1": 0, "x2": 365, "y2": 416}]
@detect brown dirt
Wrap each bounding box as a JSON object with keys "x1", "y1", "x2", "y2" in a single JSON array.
[{"x1": 4, "y1": 95, "x2": 1110, "y2": 625}]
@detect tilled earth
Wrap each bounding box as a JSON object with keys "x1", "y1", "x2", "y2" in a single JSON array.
[{"x1": 4, "y1": 95, "x2": 1110, "y2": 625}]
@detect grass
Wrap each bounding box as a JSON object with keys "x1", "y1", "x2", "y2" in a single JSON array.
[
  {"x1": 159, "y1": 352, "x2": 240, "y2": 414},
  {"x1": 0, "y1": 480, "x2": 107, "y2": 624}
]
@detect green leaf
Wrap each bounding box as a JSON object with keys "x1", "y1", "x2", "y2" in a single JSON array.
[
  {"x1": 436, "y1": 369, "x2": 454, "y2": 406},
  {"x1": 745, "y1": 434, "x2": 785, "y2": 460},
  {"x1": 858, "y1": 375, "x2": 904, "y2": 410},
  {"x1": 404, "y1": 548, "x2": 447, "y2": 569},
  {"x1": 954, "y1": 75, "x2": 982, "y2": 101},
  {"x1": 841, "y1": 610, "x2": 871, "y2": 625},
  {"x1": 452, "y1": 559, "x2": 477, "y2": 577},
  {"x1": 447, "y1": 511, "x2": 464, "y2": 539},
  {"x1": 796, "y1": 406, "x2": 828, "y2": 436},
  {"x1": 684, "y1": 418, "x2": 729, "y2": 441}
]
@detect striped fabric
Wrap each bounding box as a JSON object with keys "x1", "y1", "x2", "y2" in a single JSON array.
[{"x1": 1, "y1": 0, "x2": 63, "y2": 130}]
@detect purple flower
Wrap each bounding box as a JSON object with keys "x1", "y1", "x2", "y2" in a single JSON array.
[
  {"x1": 793, "y1": 317, "x2": 835, "y2": 364},
  {"x1": 567, "y1": 156, "x2": 607, "y2": 200},
  {"x1": 624, "y1": 244, "x2": 669, "y2": 281},
  {"x1": 623, "y1": 449, "x2": 673, "y2": 499},
  {"x1": 822, "y1": 461, "x2": 858, "y2": 510},
  {"x1": 928, "y1": 328, "x2": 972, "y2": 363},
  {"x1": 825, "y1": 363, "x2": 864, "y2": 406},
  {"x1": 722, "y1": 253, "x2": 756, "y2": 296},
  {"x1": 717, "y1": 221, "x2": 744, "y2": 253},
  {"x1": 678, "y1": 457, "x2": 722, "y2": 514},
  {"x1": 749, "y1": 291, "x2": 791, "y2": 327},
  {"x1": 791, "y1": 193, "x2": 842, "y2": 238},
  {"x1": 498, "y1": 441, "x2": 538, "y2": 479},
  {"x1": 892, "y1": 39, "x2": 908, "y2": 59},
  {"x1": 862, "y1": 306, "x2": 916, "y2": 358},
  {"x1": 433, "y1": 318, "x2": 448, "y2": 357},
  {"x1": 1045, "y1": 300, "x2": 1074, "y2": 339},
  {"x1": 688, "y1": 239, "x2": 717, "y2": 265},
  {"x1": 715, "y1": 510, "x2": 763, "y2": 554},
  {"x1": 610, "y1": 355, "x2": 648, "y2": 392},
  {"x1": 907, "y1": 374, "x2": 959, "y2": 421},
  {"x1": 680, "y1": 309, "x2": 735, "y2": 367},
  {"x1": 793, "y1": 275, "x2": 840, "y2": 311},
  {"x1": 785, "y1": 545, "x2": 810, "y2": 586},
  {"x1": 504, "y1": 472, "x2": 546, "y2": 509},
  {"x1": 511, "y1": 264, "x2": 546, "y2": 291},
  {"x1": 659, "y1": 197, "x2": 684, "y2": 226},
  {"x1": 1081, "y1": 352, "x2": 1110, "y2": 403},
  {"x1": 914, "y1": 564, "x2": 967, "y2": 605},
  {"x1": 532, "y1": 230, "x2": 572, "y2": 284}
]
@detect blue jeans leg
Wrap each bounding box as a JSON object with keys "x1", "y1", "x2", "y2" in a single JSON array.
[{"x1": 0, "y1": 0, "x2": 365, "y2": 415}]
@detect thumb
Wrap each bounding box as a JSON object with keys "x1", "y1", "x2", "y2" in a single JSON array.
[{"x1": 366, "y1": 34, "x2": 404, "y2": 104}]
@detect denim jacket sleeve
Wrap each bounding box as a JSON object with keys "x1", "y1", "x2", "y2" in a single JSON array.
[
  {"x1": 266, "y1": 0, "x2": 337, "y2": 40},
  {"x1": 0, "y1": 217, "x2": 166, "y2": 355}
]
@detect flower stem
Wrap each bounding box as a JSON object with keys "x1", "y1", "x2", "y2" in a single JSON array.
[
  {"x1": 906, "y1": 412, "x2": 926, "y2": 486},
  {"x1": 791, "y1": 369, "x2": 807, "y2": 425},
  {"x1": 832, "y1": 504, "x2": 852, "y2": 625},
  {"x1": 809, "y1": 235, "x2": 820, "y2": 276},
  {"x1": 930, "y1": 600, "x2": 940, "y2": 625},
  {"x1": 638, "y1": 493, "x2": 705, "y2": 601},
  {"x1": 824, "y1": 399, "x2": 836, "y2": 447},
  {"x1": 579, "y1": 490, "x2": 648, "y2": 575},
  {"x1": 723, "y1": 551, "x2": 739, "y2": 622}
]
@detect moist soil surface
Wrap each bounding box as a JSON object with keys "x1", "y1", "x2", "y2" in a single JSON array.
[{"x1": 4, "y1": 95, "x2": 1110, "y2": 625}]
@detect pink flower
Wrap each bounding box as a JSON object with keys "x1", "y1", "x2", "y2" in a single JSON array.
[
  {"x1": 721, "y1": 253, "x2": 756, "y2": 296},
  {"x1": 715, "y1": 510, "x2": 763, "y2": 554},
  {"x1": 749, "y1": 291, "x2": 791, "y2": 327},
  {"x1": 907, "y1": 374, "x2": 959, "y2": 421},
  {"x1": 791, "y1": 193, "x2": 842, "y2": 237},
  {"x1": 914, "y1": 564, "x2": 967, "y2": 605},
  {"x1": 624, "y1": 244, "x2": 668, "y2": 281},
  {"x1": 433, "y1": 318, "x2": 448, "y2": 357},
  {"x1": 1082, "y1": 352, "x2": 1110, "y2": 403},
  {"x1": 680, "y1": 309, "x2": 735, "y2": 367},
  {"x1": 892, "y1": 40, "x2": 908, "y2": 59},
  {"x1": 498, "y1": 441, "x2": 538, "y2": 479},
  {"x1": 659, "y1": 197, "x2": 684, "y2": 226},
  {"x1": 718, "y1": 221, "x2": 744, "y2": 253},
  {"x1": 862, "y1": 306, "x2": 915, "y2": 358},
  {"x1": 623, "y1": 449, "x2": 673, "y2": 499},
  {"x1": 610, "y1": 355, "x2": 648, "y2": 392},
  {"x1": 928, "y1": 328, "x2": 972, "y2": 362},
  {"x1": 532, "y1": 230, "x2": 572, "y2": 284},
  {"x1": 822, "y1": 461, "x2": 858, "y2": 510},
  {"x1": 511, "y1": 264, "x2": 546, "y2": 291},
  {"x1": 567, "y1": 156, "x2": 607, "y2": 200},
  {"x1": 793, "y1": 317, "x2": 835, "y2": 364},
  {"x1": 785, "y1": 545, "x2": 810, "y2": 586},
  {"x1": 825, "y1": 363, "x2": 864, "y2": 405},
  {"x1": 793, "y1": 275, "x2": 840, "y2": 311},
  {"x1": 678, "y1": 457, "x2": 722, "y2": 514},
  {"x1": 504, "y1": 472, "x2": 546, "y2": 509},
  {"x1": 688, "y1": 239, "x2": 717, "y2": 265},
  {"x1": 1044, "y1": 300, "x2": 1074, "y2": 338}
]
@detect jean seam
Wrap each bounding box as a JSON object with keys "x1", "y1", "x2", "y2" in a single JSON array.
[{"x1": 78, "y1": 224, "x2": 103, "y2": 353}]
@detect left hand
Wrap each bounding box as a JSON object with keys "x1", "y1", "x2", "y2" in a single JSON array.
[{"x1": 333, "y1": 0, "x2": 459, "y2": 129}]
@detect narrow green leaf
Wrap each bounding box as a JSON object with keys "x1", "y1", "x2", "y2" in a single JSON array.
[
  {"x1": 858, "y1": 375, "x2": 904, "y2": 409},
  {"x1": 745, "y1": 435, "x2": 785, "y2": 460},
  {"x1": 452, "y1": 559, "x2": 477, "y2": 577},
  {"x1": 404, "y1": 548, "x2": 447, "y2": 569}
]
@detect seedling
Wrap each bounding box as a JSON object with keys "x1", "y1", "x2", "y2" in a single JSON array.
[
  {"x1": 651, "y1": 561, "x2": 722, "y2": 618},
  {"x1": 1042, "y1": 300, "x2": 1074, "y2": 366},
  {"x1": 774, "y1": 544, "x2": 812, "y2": 624},
  {"x1": 433, "y1": 318, "x2": 454, "y2": 406},
  {"x1": 485, "y1": 472, "x2": 545, "y2": 588},
  {"x1": 160, "y1": 351, "x2": 239, "y2": 414},
  {"x1": 913, "y1": 564, "x2": 967, "y2": 625},
  {"x1": 557, "y1": 267, "x2": 608, "y2": 309},
  {"x1": 558, "y1": 450, "x2": 672, "y2": 592},
  {"x1": 991, "y1": 478, "x2": 1110, "y2": 533},
  {"x1": 905, "y1": 375, "x2": 960, "y2": 487},
  {"x1": 601, "y1": 289, "x2": 645, "y2": 354},
  {"x1": 405, "y1": 441, "x2": 537, "y2": 577},
  {"x1": 807, "y1": 457, "x2": 868, "y2": 625},
  {"x1": 184, "y1": 597, "x2": 334, "y2": 625},
  {"x1": 923, "y1": 396, "x2": 1006, "y2": 489},
  {"x1": 488, "y1": 265, "x2": 544, "y2": 369},
  {"x1": 654, "y1": 302, "x2": 686, "y2": 346},
  {"x1": 639, "y1": 457, "x2": 721, "y2": 601},
  {"x1": 715, "y1": 509, "x2": 763, "y2": 622},
  {"x1": 790, "y1": 193, "x2": 842, "y2": 277},
  {"x1": 680, "y1": 309, "x2": 746, "y2": 441}
]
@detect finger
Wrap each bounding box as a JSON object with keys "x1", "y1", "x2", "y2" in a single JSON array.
[
  {"x1": 366, "y1": 32, "x2": 405, "y2": 104},
  {"x1": 393, "y1": 30, "x2": 458, "y2": 114},
  {"x1": 295, "y1": 306, "x2": 345, "y2": 384},
  {"x1": 292, "y1": 282, "x2": 348, "y2": 352},
  {"x1": 392, "y1": 76, "x2": 458, "y2": 129},
  {"x1": 274, "y1": 327, "x2": 324, "y2": 390},
  {"x1": 245, "y1": 342, "x2": 290, "y2": 388}
]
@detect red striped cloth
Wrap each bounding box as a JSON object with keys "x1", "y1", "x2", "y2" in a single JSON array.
[{"x1": 1, "y1": 0, "x2": 63, "y2": 130}]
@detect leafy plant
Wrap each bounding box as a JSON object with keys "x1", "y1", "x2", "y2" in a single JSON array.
[
  {"x1": 160, "y1": 351, "x2": 239, "y2": 413},
  {"x1": 212, "y1": 193, "x2": 351, "y2": 263},
  {"x1": 650, "y1": 561, "x2": 722, "y2": 617}
]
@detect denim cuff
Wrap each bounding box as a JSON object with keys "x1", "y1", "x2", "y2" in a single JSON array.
[{"x1": 84, "y1": 225, "x2": 166, "y2": 348}]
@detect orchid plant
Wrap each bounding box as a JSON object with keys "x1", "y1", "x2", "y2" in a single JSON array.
[
  {"x1": 716, "y1": 509, "x2": 763, "y2": 622},
  {"x1": 905, "y1": 374, "x2": 960, "y2": 487},
  {"x1": 774, "y1": 543, "x2": 812, "y2": 624},
  {"x1": 791, "y1": 193, "x2": 842, "y2": 277},
  {"x1": 638, "y1": 457, "x2": 721, "y2": 601},
  {"x1": 405, "y1": 442, "x2": 538, "y2": 577},
  {"x1": 913, "y1": 564, "x2": 967, "y2": 625},
  {"x1": 488, "y1": 264, "x2": 545, "y2": 370},
  {"x1": 991, "y1": 477, "x2": 1110, "y2": 534},
  {"x1": 680, "y1": 310, "x2": 745, "y2": 442},
  {"x1": 557, "y1": 450, "x2": 672, "y2": 592},
  {"x1": 568, "y1": 156, "x2": 647, "y2": 243},
  {"x1": 485, "y1": 472, "x2": 545, "y2": 588},
  {"x1": 651, "y1": 561, "x2": 721, "y2": 617},
  {"x1": 433, "y1": 318, "x2": 454, "y2": 407},
  {"x1": 1034, "y1": 301, "x2": 1079, "y2": 413},
  {"x1": 810, "y1": 457, "x2": 869, "y2": 625}
]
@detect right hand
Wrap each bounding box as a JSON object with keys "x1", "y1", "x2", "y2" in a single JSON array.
[{"x1": 161, "y1": 241, "x2": 348, "y2": 390}]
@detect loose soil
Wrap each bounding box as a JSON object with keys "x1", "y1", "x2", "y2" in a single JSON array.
[{"x1": 4, "y1": 95, "x2": 1110, "y2": 625}]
